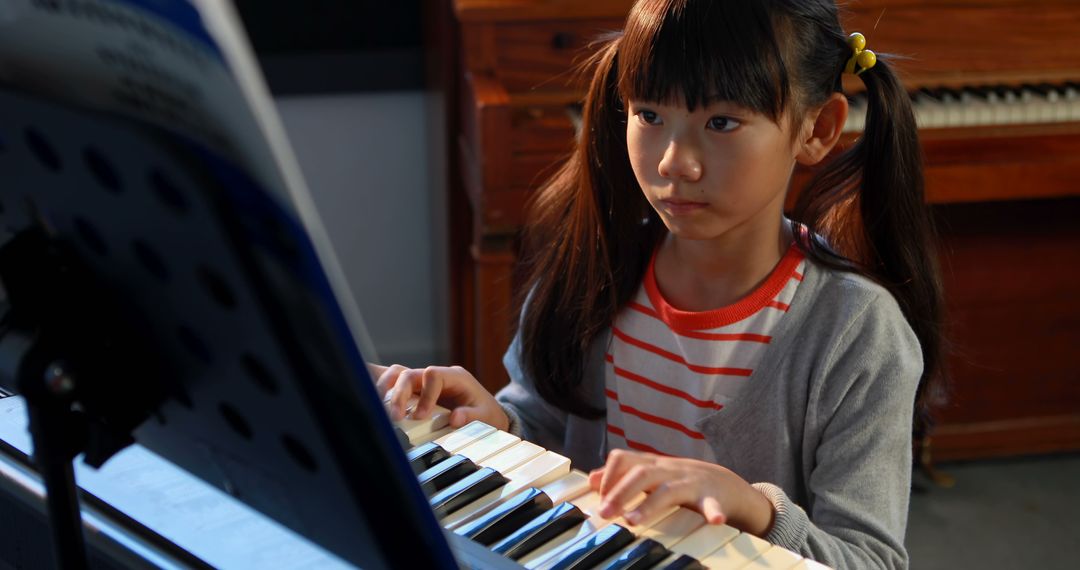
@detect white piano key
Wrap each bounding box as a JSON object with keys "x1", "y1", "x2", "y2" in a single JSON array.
[
  {"x1": 434, "y1": 421, "x2": 497, "y2": 452},
  {"x1": 669, "y1": 523, "x2": 739, "y2": 559},
  {"x1": 442, "y1": 445, "x2": 559, "y2": 529},
  {"x1": 414, "y1": 426, "x2": 455, "y2": 445},
  {"x1": 622, "y1": 502, "x2": 680, "y2": 536},
  {"x1": 698, "y1": 532, "x2": 772, "y2": 569},
  {"x1": 640, "y1": 507, "x2": 706, "y2": 548},
  {"x1": 397, "y1": 405, "x2": 452, "y2": 445},
  {"x1": 743, "y1": 545, "x2": 804, "y2": 569},
  {"x1": 790, "y1": 557, "x2": 832, "y2": 570},
  {"x1": 457, "y1": 429, "x2": 521, "y2": 463},
  {"x1": 480, "y1": 441, "x2": 546, "y2": 473},
  {"x1": 540, "y1": 470, "x2": 591, "y2": 504}
]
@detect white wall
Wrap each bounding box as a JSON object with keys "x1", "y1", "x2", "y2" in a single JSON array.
[{"x1": 274, "y1": 91, "x2": 447, "y2": 367}]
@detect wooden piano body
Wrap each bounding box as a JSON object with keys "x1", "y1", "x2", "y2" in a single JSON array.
[{"x1": 440, "y1": 0, "x2": 1080, "y2": 461}]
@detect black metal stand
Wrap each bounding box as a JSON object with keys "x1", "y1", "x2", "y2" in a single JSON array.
[{"x1": 0, "y1": 229, "x2": 170, "y2": 569}]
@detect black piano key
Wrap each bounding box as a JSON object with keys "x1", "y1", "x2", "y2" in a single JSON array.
[
  {"x1": 657, "y1": 554, "x2": 707, "y2": 570},
  {"x1": 546, "y1": 524, "x2": 636, "y2": 570},
  {"x1": 602, "y1": 538, "x2": 672, "y2": 570},
  {"x1": 430, "y1": 467, "x2": 509, "y2": 519},
  {"x1": 457, "y1": 487, "x2": 554, "y2": 546},
  {"x1": 407, "y1": 441, "x2": 450, "y2": 472},
  {"x1": 490, "y1": 501, "x2": 588, "y2": 560},
  {"x1": 417, "y1": 454, "x2": 478, "y2": 496}
]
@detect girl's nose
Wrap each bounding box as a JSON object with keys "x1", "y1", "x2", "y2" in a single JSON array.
[{"x1": 657, "y1": 140, "x2": 703, "y2": 182}]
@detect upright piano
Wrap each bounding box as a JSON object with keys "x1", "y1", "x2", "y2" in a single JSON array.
[{"x1": 439, "y1": 0, "x2": 1080, "y2": 462}]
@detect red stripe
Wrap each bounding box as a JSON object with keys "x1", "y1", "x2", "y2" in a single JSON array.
[
  {"x1": 793, "y1": 271, "x2": 804, "y2": 282},
  {"x1": 766, "y1": 300, "x2": 790, "y2": 311},
  {"x1": 607, "y1": 360, "x2": 723, "y2": 410},
  {"x1": 612, "y1": 327, "x2": 752, "y2": 376},
  {"x1": 606, "y1": 424, "x2": 672, "y2": 456},
  {"x1": 618, "y1": 403, "x2": 706, "y2": 440},
  {"x1": 627, "y1": 302, "x2": 771, "y2": 343},
  {"x1": 628, "y1": 301, "x2": 661, "y2": 319},
  {"x1": 605, "y1": 388, "x2": 619, "y2": 400}
]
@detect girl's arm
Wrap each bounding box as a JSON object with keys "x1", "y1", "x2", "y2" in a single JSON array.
[{"x1": 759, "y1": 291, "x2": 922, "y2": 569}]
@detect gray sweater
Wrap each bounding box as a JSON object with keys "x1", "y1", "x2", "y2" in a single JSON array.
[{"x1": 496, "y1": 259, "x2": 922, "y2": 569}]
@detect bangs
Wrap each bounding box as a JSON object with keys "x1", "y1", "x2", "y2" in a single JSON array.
[{"x1": 617, "y1": 0, "x2": 790, "y2": 119}]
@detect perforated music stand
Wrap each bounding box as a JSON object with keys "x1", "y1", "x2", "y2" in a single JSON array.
[{"x1": 0, "y1": 83, "x2": 458, "y2": 569}]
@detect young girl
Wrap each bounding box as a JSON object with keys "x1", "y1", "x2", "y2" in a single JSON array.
[{"x1": 375, "y1": 0, "x2": 944, "y2": 567}]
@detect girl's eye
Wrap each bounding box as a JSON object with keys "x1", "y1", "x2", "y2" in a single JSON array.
[
  {"x1": 637, "y1": 110, "x2": 661, "y2": 125},
  {"x1": 708, "y1": 116, "x2": 740, "y2": 132}
]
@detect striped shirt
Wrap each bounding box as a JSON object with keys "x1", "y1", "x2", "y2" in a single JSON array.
[{"x1": 604, "y1": 244, "x2": 807, "y2": 460}]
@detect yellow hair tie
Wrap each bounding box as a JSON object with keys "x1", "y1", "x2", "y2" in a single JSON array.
[{"x1": 844, "y1": 32, "x2": 877, "y2": 76}]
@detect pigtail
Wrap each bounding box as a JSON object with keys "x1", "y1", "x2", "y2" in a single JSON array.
[
  {"x1": 793, "y1": 57, "x2": 946, "y2": 436},
  {"x1": 517, "y1": 36, "x2": 663, "y2": 417}
]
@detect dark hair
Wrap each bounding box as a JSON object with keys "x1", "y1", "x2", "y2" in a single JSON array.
[{"x1": 517, "y1": 0, "x2": 946, "y2": 435}]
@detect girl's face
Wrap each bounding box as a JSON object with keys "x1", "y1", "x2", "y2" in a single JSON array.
[{"x1": 626, "y1": 98, "x2": 802, "y2": 244}]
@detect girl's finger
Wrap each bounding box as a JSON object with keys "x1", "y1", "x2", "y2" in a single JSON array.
[
  {"x1": 599, "y1": 449, "x2": 652, "y2": 497},
  {"x1": 599, "y1": 463, "x2": 666, "y2": 519},
  {"x1": 412, "y1": 368, "x2": 445, "y2": 419},
  {"x1": 449, "y1": 405, "x2": 484, "y2": 428},
  {"x1": 700, "y1": 496, "x2": 727, "y2": 525},
  {"x1": 587, "y1": 468, "x2": 605, "y2": 490},
  {"x1": 624, "y1": 479, "x2": 694, "y2": 526},
  {"x1": 375, "y1": 364, "x2": 407, "y2": 398},
  {"x1": 388, "y1": 369, "x2": 422, "y2": 421}
]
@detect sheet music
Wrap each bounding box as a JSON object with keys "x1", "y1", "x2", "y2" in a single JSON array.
[
  {"x1": 0, "y1": 396, "x2": 353, "y2": 568},
  {"x1": 0, "y1": 0, "x2": 380, "y2": 365}
]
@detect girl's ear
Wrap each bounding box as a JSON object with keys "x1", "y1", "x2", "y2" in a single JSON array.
[{"x1": 795, "y1": 92, "x2": 848, "y2": 166}]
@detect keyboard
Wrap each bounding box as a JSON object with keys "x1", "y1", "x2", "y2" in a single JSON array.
[
  {"x1": 394, "y1": 404, "x2": 832, "y2": 570},
  {"x1": 843, "y1": 81, "x2": 1080, "y2": 132}
]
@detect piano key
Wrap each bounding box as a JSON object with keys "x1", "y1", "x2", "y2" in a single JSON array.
[
  {"x1": 743, "y1": 545, "x2": 804, "y2": 569},
  {"x1": 434, "y1": 421, "x2": 497, "y2": 452},
  {"x1": 540, "y1": 470, "x2": 591, "y2": 504},
  {"x1": 521, "y1": 493, "x2": 647, "y2": 569},
  {"x1": 396, "y1": 403, "x2": 452, "y2": 445},
  {"x1": 458, "y1": 429, "x2": 522, "y2": 463},
  {"x1": 536, "y1": 500, "x2": 678, "y2": 570},
  {"x1": 407, "y1": 441, "x2": 451, "y2": 472},
  {"x1": 455, "y1": 470, "x2": 590, "y2": 544},
  {"x1": 656, "y1": 553, "x2": 708, "y2": 570},
  {"x1": 415, "y1": 426, "x2": 455, "y2": 445},
  {"x1": 457, "y1": 487, "x2": 553, "y2": 545},
  {"x1": 417, "y1": 454, "x2": 479, "y2": 495},
  {"x1": 697, "y1": 532, "x2": 772, "y2": 569},
  {"x1": 518, "y1": 495, "x2": 612, "y2": 568},
  {"x1": 479, "y1": 440, "x2": 547, "y2": 473},
  {"x1": 639, "y1": 508, "x2": 706, "y2": 548},
  {"x1": 542, "y1": 523, "x2": 636, "y2": 570},
  {"x1": 447, "y1": 467, "x2": 586, "y2": 534},
  {"x1": 668, "y1": 523, "x2": 739, "y2": 559},
  {"x1": 442, "y1": 441, "x2": 549, "y2": 529},
  {"x1": 430, "y1": 466, "x2": 510, "y2": 519},
  {"x1": 790, "y1": 558, "x2": 831, "y2": 570},
  {"x1": 490, "y1": 501, "x2": 589, "y2": 560},
  {"x1": 442, "y1": 451, "x2": 571, "y2": 529},
  {"x1": 597, "y1": 537, "x2": 672, "y2": 570}
]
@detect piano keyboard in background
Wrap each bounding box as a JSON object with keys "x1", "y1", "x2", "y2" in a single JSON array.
[
  {"x1": 843, "y1": 81, "x2": 1080, "y2": 132},
  {"x1": 393, "y1": 403, "x2": 831, "y2": 570}
]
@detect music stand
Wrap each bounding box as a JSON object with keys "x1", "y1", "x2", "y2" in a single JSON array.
[{"x1": 0, "y1": 83, "x2": 458, "y2": 569}]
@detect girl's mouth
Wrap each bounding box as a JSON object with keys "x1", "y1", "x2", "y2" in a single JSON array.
[{"x1": 660, "y1": 198, "x2": 708, "y2": 214}]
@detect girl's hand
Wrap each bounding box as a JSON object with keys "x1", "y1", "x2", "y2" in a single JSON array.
[
  {"x1": 588, "y1": 449, "x2": 775, "y2": 537},
  {"x1": 373, "y1": 364, "x2": 509, "y2": 432}
]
